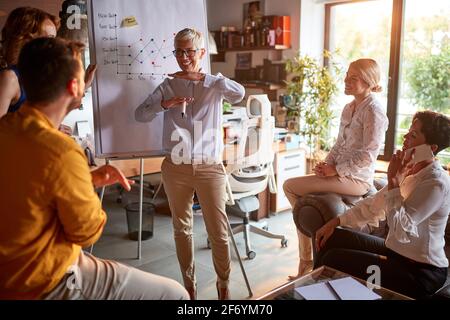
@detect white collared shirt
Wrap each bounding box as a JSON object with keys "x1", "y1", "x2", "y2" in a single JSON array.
[
  {"x1": 135, "y1": 73, "x2": 245, "y2": 164},
  {"x1": 340, "y1": 161, "x2": 450, "y2": 268},
  {"x1": 325, "y1": 94, "x2": 388, "y2": 185}
]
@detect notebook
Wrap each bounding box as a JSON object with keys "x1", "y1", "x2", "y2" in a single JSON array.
[
  {"x1": 328, "y1": 276, "x2": 381, "y2": 300},
  {"x1": 295, "y1": 282, "x2": 339, "y2": 300},
  {"x1": 295, "y1": 277, "x2": 381, "y2": 300}
]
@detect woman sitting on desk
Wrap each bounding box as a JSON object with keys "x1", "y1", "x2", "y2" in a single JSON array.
[
  {"x1": 315, "y1": 111, "x2": 450, "y2": 299},
  {"x1": 283, "y1": 58, "x2": 389, "y2": 279}
]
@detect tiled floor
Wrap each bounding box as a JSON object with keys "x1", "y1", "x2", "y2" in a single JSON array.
[{"x1": 91, "y1": 187, "x2": 299, "y2": 300}]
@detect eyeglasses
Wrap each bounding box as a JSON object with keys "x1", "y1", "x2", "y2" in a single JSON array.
[{"x1": 172, "y1": 48, "x2": 199, "y2": 58}]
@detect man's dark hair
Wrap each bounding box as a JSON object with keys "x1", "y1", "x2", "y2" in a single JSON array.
[
  {"x1": 413, "y1": 110, "x2": 450, "y2": 155},
  {"x1": 18, "y1": 37, "x2": 85, "y2": 104}
]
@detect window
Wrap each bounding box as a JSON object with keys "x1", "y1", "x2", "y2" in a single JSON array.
[
  {"x1": 396, "y1": 0, "x2": 450, "y2": 165},
  {"x1": 325, "y1": 0, "x2": 393, "y2": 156},
  {"x1": 325, "y1": 0, "x2": 449, "y2": 163}
]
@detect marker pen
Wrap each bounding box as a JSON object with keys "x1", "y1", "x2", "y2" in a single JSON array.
[{"x1": 181, "y1": 100, "x2": 187, "y2": 118}]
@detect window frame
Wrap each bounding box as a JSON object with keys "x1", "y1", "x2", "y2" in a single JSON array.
[{"x1": 324, "y1": 0, "x2": 405, "y2": 161}]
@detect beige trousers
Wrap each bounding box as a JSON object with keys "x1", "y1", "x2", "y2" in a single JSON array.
[
  {"x1": 283, "y1": 174, "x2": 370, "y2": 261},
  {"x1": 42, "y1": 250, "x2": 189, "y2": 300},
  {"x1": 161, "y1": 158, "x2": 230, "y2": 289}
]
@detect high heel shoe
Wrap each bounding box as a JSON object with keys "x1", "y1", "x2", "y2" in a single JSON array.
[
  {"x1": 186, "y1": 286, "x2": 197, "y2": 300},
  {"x1": 216, "y1": 282, "x2": 230, "y2": 300},
  {"x1": 288, "y1": 260, "x2": 313, "y2": 281}
]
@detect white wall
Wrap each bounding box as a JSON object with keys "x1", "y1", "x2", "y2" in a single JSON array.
[
  {"x1": 0, "y1": 0, "x2": 94, "y2": 135},
  {"x1": 1, "y1": 0, "x2": 323, "y2": 133},
  {"x1": 299, "y1": 0, "x2": 325, "y2": 60}
]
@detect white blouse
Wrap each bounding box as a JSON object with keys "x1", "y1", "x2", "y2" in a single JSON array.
[
  {"x1": 325, "y1": 94, "x2": 388, "y2": 185},
  {"x1": 135, "y1": 73, "x2": 245, "y2": 164},
  {"x1": 340, "y1": 161, "x2": 450, "y2": 268}
]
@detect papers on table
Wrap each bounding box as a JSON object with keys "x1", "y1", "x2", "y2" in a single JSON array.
[
  {"x1": 294, "y1": 276, "x2": 382, "y2": 300},
  {"x1": 329, "y1": 277, "x2": 382, "y2": 300},
  {"x1": 295, "y1": 282, "x2": 339, "y2": 300}
]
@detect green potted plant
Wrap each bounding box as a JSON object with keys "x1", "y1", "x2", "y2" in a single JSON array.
[
  {"x1": 283, "y1": 51, "x2": 341, "y2": 170},
  {"x1": 223, "y1": 101, "x2": 233, "y2": 114}
]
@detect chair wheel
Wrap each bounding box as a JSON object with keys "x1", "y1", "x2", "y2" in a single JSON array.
[
  {"x1": 247, "y1": 251, "x2": 256, "y2": 259},
  {"x1": 262, "y1": 225, "x2": 269, "y2": 231},
  {"x1": 281, "y1": 239, "x2": 288, "y2": 247}
]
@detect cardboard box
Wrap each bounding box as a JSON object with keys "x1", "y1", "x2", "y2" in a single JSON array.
[
  {"x1": 273, "y1": 16, "x2": 290, "y2": 47},
  {"x1": 235, "y1": 68, "x2": 257, "y2": 81},
  {"x1": 275, "y1": 104, "x2": 288, "y2": 127},
  {"x1": 263, "y1": 59, "x2": 286, "y2": 84}
]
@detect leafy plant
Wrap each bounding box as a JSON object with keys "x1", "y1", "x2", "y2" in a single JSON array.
[
  {"x1": 283, "y1": 51, "x2": 341, "y2": 163},
  {"x1": 404, "y1": 43, "x2": 450, "y2": 166},
  {"x1": 395, "y1": 115, "x2": 414, "y2": 147},
  {"x1": 405, "y1": 44, "x2": 450, "y2": 114},
  {"x1": 223, "y1": 101, "x2": 232, "y2": 114}
]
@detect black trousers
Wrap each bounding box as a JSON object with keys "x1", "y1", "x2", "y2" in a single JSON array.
[{"x1": 315, "y1": 228, "x2": 448, "y2": 299}]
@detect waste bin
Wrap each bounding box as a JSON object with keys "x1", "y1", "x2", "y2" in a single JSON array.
[{"x1": 125, "y1": 202, "x2": 155, "y2": 241}]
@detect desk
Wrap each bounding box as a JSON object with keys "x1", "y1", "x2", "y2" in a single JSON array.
[
  {"x1": 95, "y1": 148, "x2": 388, "y2": 178},
  {"x1": 96, "y1": 141, "x2": 284, "y2": 178},
  {"x1": 95, "y1": 157, "x2": 164, "y2": 177},
  {"x1": 375, "y1": 159, "x2": 389, "y2": 174},
  {"x1": 95, "y1": 147, "x2": 389, "y2": 220},
  {"x1": 239, "y1": 82, "x2": 285, "y2": 101},
  {"x1": 95, "y1": 142, "x2": 286, "y2": 220},
  {"x1": 257, "y1": 265, "x2": 412, "y2": 300}
]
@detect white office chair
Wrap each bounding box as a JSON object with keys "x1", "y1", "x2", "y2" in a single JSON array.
[{"x1": 222, "y1": 94, "x2": 288, "y2": 259}]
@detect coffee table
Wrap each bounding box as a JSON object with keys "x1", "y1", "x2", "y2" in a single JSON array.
[{"x1": 257, "y1": 266, "x2": 412, "y2": 300}]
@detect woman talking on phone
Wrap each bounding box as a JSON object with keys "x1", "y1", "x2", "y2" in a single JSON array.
[{"x1": 314, "y1": 110, "x2": 450, "y2": 299}]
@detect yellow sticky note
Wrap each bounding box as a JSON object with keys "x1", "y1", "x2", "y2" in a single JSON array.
[{"x1": 121, "y1": 16, "x2": 138, "y2": 28}]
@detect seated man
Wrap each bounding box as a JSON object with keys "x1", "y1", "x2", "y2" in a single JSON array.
[
  {"x1": 315, "y1": 110, "x2": 450, "y2": 299},
  {"x1": 0, "y1": 37, "x2": 189, "y2": 300}
]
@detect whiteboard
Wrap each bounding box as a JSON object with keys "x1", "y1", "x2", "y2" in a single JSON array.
[{"x1": 87, "y1": 0, "x2": 210, "y2": 158}]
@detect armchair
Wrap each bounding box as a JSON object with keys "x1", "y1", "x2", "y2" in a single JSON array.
[
  {"x1": 293, "y1": 177, "x2": 450, "y2": 299},
  {"x1": 293, "y1": 178, "x2": 387, "y2": 251}
]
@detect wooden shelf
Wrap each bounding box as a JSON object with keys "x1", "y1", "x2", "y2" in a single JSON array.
[
  {"x1": 218, "y1": 45, "x2": 290, "y2": 52},
  {"x1": 238, "y1": 81, "x2": 286, "y2": 100},
  {"x1": 240, "y1": 81, "x2": 285, "y2": 90},
  {"x1": 211, "y1": 45, "x2": 290, "y2": 63}
]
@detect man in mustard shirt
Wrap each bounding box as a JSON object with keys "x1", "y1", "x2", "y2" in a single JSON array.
[{"x1": 0, "y1": 37, "x2": 188, "y2": 300}]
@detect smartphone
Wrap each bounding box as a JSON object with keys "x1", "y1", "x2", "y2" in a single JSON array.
[{"x1": 405, "y1": 144, "x2": 434, "y2": 164}]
